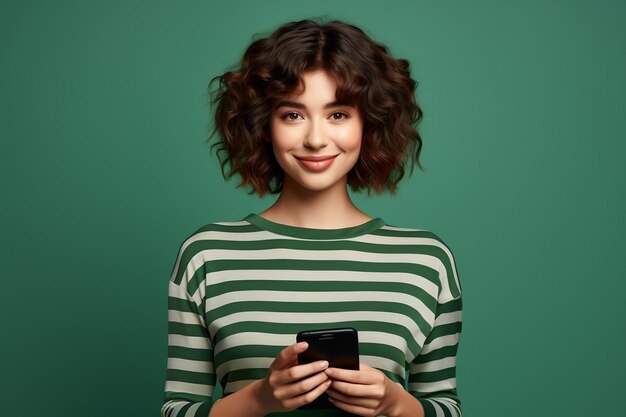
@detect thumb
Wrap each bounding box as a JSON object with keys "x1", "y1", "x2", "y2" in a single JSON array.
[{"x1": 271, "y1": 341, "x2": 308, "y2": 370}]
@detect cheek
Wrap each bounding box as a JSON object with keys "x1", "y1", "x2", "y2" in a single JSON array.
[
  {"x1": 269, "y1": 123, "x2": 294, "y2": 170},
  {"x1": 338, "y1": 124, "x2": 363, "y2": 153},
  {"x1": 269, "y1": 122, "x2": 295, "y2": 151}
]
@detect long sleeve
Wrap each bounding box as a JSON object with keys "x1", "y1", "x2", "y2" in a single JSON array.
[
  {"x1": 161, "y1": 278, "x2": 216, "y2": 417},
  {"x1": 408, "y1": 295, "x2": 462, "y2": 417}
]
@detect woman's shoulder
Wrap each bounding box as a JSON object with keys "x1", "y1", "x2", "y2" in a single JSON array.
[
  {"x1": 374, "y1": 222, "x2": 462, "y2": 300},
  {"x1": 182, "y1": 217, "x2": 258, "y2": 241},
  {"x1": 376, "y1": 223, "x2": 461, "y2": 294},
  {"x1": 375, "y1": 222, "x2": 453, "y2": 248},
  {"x1": 169, "y1": 217, "x2": 258, "y2": 285}
]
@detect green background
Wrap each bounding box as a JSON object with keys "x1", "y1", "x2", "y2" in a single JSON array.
[{"x1": 2, "y1": 1, "x2": 625, "y2": 416}]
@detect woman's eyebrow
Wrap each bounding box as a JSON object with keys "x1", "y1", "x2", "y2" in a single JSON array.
[
  {"x1": 274, "y1": 100, "x2": 353, "y2": 109},
  {"x1": 274, "y1": 100, "x2": 305, "y2": 109}
]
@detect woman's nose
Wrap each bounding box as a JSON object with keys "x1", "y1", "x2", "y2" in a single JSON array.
[{"x1": 303, "y1": 120, "x2": 329, "y2": 150}]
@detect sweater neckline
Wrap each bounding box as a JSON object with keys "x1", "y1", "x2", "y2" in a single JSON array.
[{"x1": 243, "y1": 213, "x2": 385, "y2": 239}]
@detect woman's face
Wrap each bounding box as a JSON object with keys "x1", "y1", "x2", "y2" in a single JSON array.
[{"x1": 269, "y1": 70, "x2": 363, "y2": 194}]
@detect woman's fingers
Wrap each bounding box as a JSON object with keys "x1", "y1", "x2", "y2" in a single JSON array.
[
  {"x1": 325, "y1": 366, "x2": 374, "y2": 384},
  {"x1": 275, "y1": 366, "x2": 330, "y2": 399},
  {"x1": 273, "y1": 359, "x2": 330, "y2": 384},
  {"x1": 326, "y1": 378, "x2": 383, "y2": 398},
  {"x1": 284, "y1": 378, "x2": 332, "y2": 409},
  {"x1": 271, "y1": 342, "x2": 331, "y2": 384},
  {"x1": 326, "y1": 386, "x2": 379, "y2": 408},
  {"x1": 266, "y1": 342, "x2": 331, "y2": 405},
  {"x1": 324, "y1": 364, "x2": 388, "y2": 402},
  {"x1": 271, "y1": 342, "x2": 308, "y2": 370},
  {"x1": 322, "y1": 364, "x2": 401, "y2": 416}
]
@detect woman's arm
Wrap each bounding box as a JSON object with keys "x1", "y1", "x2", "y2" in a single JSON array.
[
  {"x1": 161, "y1": 280, "x2": 216, "y2": 417},
  {"x1": 408, "y1": 296, "x2": 463, "y2": 416}
]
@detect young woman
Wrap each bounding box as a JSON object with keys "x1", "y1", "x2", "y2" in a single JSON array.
[{"x1": 162, "y1": 19, "x2": 462, "y2": 417}]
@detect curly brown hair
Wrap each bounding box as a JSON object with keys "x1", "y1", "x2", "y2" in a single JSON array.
[{"x1": 208, "y1": 18, "x2": 423, "y2": 196}]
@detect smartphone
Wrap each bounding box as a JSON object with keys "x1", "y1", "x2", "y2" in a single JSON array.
[{"x1": 296, "y1": 327, "x2": 359, "y2": 409}]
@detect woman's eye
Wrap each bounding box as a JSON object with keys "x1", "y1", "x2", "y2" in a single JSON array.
[
  {"x1": 330, "y1": 112, "x2": 348, "y2": 120},
  {"x1": 282, "y1": 112, "x2": 302, "y2": 121}
]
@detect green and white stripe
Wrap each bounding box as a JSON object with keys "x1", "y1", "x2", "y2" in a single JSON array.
[{"x1": 162, "y1": 214, "x2": 462, "y2": 417}]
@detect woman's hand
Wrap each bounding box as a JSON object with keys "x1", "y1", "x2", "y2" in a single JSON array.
[
  {"x1": 254, "y1": 342, "x2": 332, "y2": 414},
  {"x1": 324, "y1": 363, "x2": 405, "y2": 417}
]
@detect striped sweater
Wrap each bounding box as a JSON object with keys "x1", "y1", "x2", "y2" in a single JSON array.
[{"x1": 162, "y1": 213, "x2": 462, "y2": 417}]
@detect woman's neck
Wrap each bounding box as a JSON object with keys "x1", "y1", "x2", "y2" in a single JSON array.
[{"x1": 259, "y1": 179, "x2": 372, "y2": 229}]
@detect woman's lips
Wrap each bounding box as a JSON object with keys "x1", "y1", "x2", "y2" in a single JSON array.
[{"x1": 295, "y1": 155, "x2": 338, "y2": 172}]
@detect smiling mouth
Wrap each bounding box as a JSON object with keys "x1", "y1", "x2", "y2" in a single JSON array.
[{"x1": 295, "y1": 155, "x2": 338, "y2": 172}]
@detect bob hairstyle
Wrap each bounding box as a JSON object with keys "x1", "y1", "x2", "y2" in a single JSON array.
[{"x1": 209, "y1": 18, "x2": 423, "y2": 196}]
